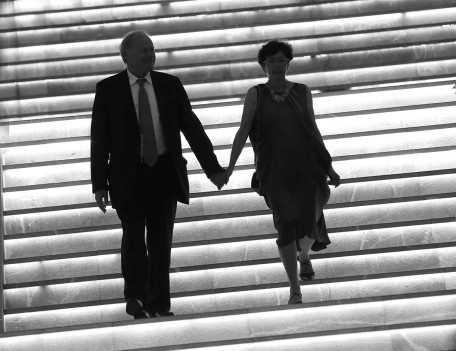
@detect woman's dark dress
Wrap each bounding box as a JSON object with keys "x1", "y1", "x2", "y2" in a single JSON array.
[{"x1": 250, "y1": 83, "x2": 331, "y2": 251}]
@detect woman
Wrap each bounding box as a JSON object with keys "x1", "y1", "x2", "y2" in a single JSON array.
[{"x1": 224, "y1": 40, "x2": 341, "y2": 304}]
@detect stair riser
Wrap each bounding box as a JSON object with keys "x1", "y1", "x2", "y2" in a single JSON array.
[
  {"x1": 3, "y1": 26, "x2": 456, "y2": 69},
  {"x1": 2, "y1": 5, "x2": 456, "y2": 49},
  {"x1": 4, "y1": 147, "x2": 456, "y2": 191},
  {"x1": 1, "y1": 0, "x2": 456, "y2": 346},
  {"x1": 0, "y1": 0, "x2": 307, "y2": 31},
  {"x1": 1, "y1": 295, "x2": 455, "y2": 350},
  {"x1": 3, "y1": 273, "x2": 456, "y2": 332},
  {"x1": 3, "y1": 124, "x2": 456, "y2": 171},
  {"x1": 4, "y1": 172, "x2": 456, "y2": 213},
  {"x1": 3, "y1": 42, "x2": 456, "y2": 92},
  {"x1": 5, "y1": 221, "x2": 456, "y2": 262},
  {"x1": 3, "y1": 104, "x2": 456, "y2": 147},
  {"x1": 2, "y1": 71, "x2": 455, "y2": 117},
  {"x1": 3, "y1": 195, "x2": 456, "y2": 237},
  {"x1": 4, "y1": 232, "x2": 456, "y2": 287}
]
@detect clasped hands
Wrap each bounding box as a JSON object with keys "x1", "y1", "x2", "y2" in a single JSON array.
[
  {"x1": 96, "y1": 166, "x2": 339, "y2": 212},
  {"x1": 95, "y1": 169, "x2": 232, "y2": 213},
  {"x1": 208, "y1": 166, "x2": 233, "y2": 190},
  {"x1": 212, "y1": 166, "x2": 341, "y2": 191}
]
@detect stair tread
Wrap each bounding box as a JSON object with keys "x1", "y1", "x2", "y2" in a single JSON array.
[
  {"x1": 4, "y1": 145, "x2": 456, "y2": 191},
  {"x1": 4, "y1": 219, "x2": 456, "y2": 262},
  {"x1": 1, "y1": 294, "x2": 455, "y2": 351},
  {"x1": 4, "y1": 195, "x2": 456, "y2": 242},
  {"x1": 2, "y1": 64, "x2": 455, "y2": 118},
  {"x1": 3, "y1": 26, "x2": 455, "y2": 69},
  {"x1": 4, "y1": 225, "x2": 456, "y2": 285},
  {"x1": 4, "y1": 38, "x2": 456, "y2": 83},
  {"x1": 2, "y1": 2, "x2": 456, "y2": 50},
  {"x1": 4, "y1": 248, "x2": 456, "y2": 303},
  {"x1": 0, "y1": 0, "x2": 345, "y2": 24},
  {"x1": 1, "y1": 0, "x2": 456, "y2": 345},
  {"x1": 3, "y1": 58, "x2": 456, "y2": 103},
  {"x1": 3, "y1": 102, "x2": 456, "y2": 148},
  {"x1": 2, "y1": 273, "x2": 455, "y2": 333},
  {"x1": 4, "y1": 171, "x2": 456, "y2": 212},
  {"x1": 4, "y1": 103, "x2": 456, "y2": 151}
]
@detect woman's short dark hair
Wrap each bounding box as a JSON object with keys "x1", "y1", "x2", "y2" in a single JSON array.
[{"x1": 257, "y1": 40, "x2": 293, "y2": 67}]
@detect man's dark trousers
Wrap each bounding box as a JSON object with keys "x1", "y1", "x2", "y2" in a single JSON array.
[{"x1": 116, "y1": 154, "x2": 177, "y2": 314}]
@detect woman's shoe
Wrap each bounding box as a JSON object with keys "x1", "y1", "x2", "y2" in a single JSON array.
[
  {"x1": 299, "y1": 259, "x2": 315, "y2": 281},
  {"x1": 288, "y1": 292, "x2": 302, "y2": 305}
]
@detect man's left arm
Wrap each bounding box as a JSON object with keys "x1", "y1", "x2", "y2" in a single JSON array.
[{"x1": 174, "y1": 80, "x2": 225, "y2": 186}]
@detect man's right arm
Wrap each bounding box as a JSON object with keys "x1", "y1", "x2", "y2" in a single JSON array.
[{"x1": 90, "y1": 83, "x2": 110, "y2": 210}]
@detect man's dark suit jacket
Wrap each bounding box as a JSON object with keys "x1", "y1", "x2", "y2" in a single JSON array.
[{"x1": 91, "y1": 69, "x2": 223, "y2": 208}]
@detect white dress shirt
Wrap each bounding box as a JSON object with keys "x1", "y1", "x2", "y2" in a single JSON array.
[{"x1": 127, "y1": 70, "x2": 167, "y2": 155}]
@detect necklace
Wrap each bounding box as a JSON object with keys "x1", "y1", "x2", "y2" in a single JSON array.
[{"x1": 265, "y1": 81, "x2": 293, "y2": 103}]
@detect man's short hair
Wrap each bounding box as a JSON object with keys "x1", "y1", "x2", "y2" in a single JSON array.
[{"x1": 119, "y1": 30, "x2": 150, "y2": 62}]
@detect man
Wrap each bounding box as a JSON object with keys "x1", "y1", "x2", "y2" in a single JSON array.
[{"x1": 91, "y1": 30, "x2": 225, "y2": 319}]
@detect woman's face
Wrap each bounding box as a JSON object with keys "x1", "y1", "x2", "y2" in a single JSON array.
[{"x1": 263, "y1": 51, "x2": 289, "y2": 80}]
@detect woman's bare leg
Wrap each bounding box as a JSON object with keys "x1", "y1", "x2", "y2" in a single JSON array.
[
  {"x1": 278, "y1": 241, "x2": 301, "y2": 296},
  {"x1": 298, "y1": 236, "x2": 314, "y2": 263}
]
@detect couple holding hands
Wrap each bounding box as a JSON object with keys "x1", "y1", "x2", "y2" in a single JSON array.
[{"x1": 90, "y1": 30, "x2": 341, "y2": 319}]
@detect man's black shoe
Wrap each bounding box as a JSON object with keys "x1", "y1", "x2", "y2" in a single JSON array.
[
  {"x1": 126, "y1": 298, "x2": 149, "y2": 319},
  {"x1": 150, "y1": 311, "x2": 174, "y2": 317}
]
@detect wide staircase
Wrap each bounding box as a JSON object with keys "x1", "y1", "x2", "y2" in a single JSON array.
[{"x1": 1, "y1": 0, "x2": 456, "y2": 350}]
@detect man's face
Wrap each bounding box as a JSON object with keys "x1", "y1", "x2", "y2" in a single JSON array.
[{"x1": 124, "y1": 33, "x2": 156, "y2": 77}]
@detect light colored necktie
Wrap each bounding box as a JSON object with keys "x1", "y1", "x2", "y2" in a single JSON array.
[{"x1": 137, "y1": 78, "x2": 158, "y2": 167}]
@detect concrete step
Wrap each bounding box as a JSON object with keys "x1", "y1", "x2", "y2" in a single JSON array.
[
  {"x1": 4, "y1": 244, "x2": 456, "y2": 308},
  {"x1": 4, "y1": 219, "x2": 456, "y2": 263},
  {"x1": 4, "y1": 146, "x2": 456, "y2": 210},
  {"x1": 4, "y1": 32, "x2": 456, "y2": 83},
  {"x1": 3, "y1": 54, "x2": 456, "y2": 102},
  {"x1": 1, "y1": 0, "x2": 455, "y2": 348},
  {"x1": 2, "y1": 66, "x2": 455, "y2": 118},
  {"x1": 3, "y1": 271, "x2": 456, "y2": 332},
  {"x1": 181, "y1": 324, "x2": 456, "y2": 351},
  {"x1": 1, "y1": 294, "x2": 455, "y2": 350},
  {"x1": 2, "y1": 4, "x2": 455, "y2": 72},
  {"x1": 4, "y1": 209, "x2": 456, "y2": 286},
  {"x1": 3, "y1": 90, "x2": 456, "y2": 149},
  {"x1": 3, "y1": 1, "x2": 455, "y2": 49},
  {"x1": 0, "y1": 0, "x2": 180, "y2": 16},
  {"x1": 3, "y1": 109, "x2": 456, "y2": 164},
  {"x1": 0, "y1": 0, "x2": 311, "y2": 31},
  {"x1": 1, "y1": 78, "x2": 453, "y2": 125},
  {"x1": 4, "y1": 170, "x2": 456, "y2": 214},
  {"x1": 3, "y1": 124, "x2": 456, "y2": 179},
  {"x1": 2, "y1": 78, "x2": 454, "y2": 147},
  {"x1": 3, "y1": 25, "x2": 455, "y2": 72},
  {"x1": 3, "y1": 186, "x2": 456, "y2": 241}
]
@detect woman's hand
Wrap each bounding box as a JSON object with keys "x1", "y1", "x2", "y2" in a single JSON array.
[
  {"x1": 327, "y1": 166, "x2": 341, "y2": 188},
  {"x1": 224, "y1": 165, "x2": 234, "y2": 185}
]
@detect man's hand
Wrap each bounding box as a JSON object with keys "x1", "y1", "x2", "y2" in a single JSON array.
[
  {"x1": 95, "y1": 190, "x2": 109, "y2": 213},
  {"x1": 209, "y1": 172, "x2": 227, "y2": 190}
]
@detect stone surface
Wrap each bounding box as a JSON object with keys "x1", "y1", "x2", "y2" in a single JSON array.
[
  {"x1": 2, "y1": 1, "x2": 456, "y2": 349},
  {"x1": 4, "y1": 295, "x2": 456, "y2": 351},
  {"x1": 5, "y1": 221, "x2": 456, "y2": 262}
]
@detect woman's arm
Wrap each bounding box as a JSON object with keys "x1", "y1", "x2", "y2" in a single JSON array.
[
  {"x1": 306, "y1": 87, "x2": 341, "y2": 187},
  {"x1": 225, "y1": 87, "x2": 258, "y2": 181},
  {"x1": 305, "y1": 87, "x2": 326, "y2": 147}
]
